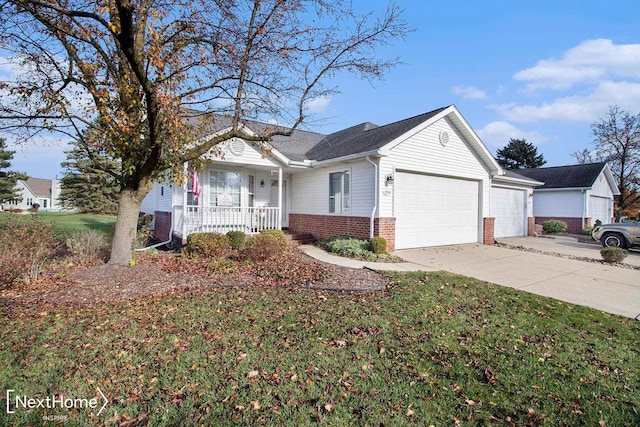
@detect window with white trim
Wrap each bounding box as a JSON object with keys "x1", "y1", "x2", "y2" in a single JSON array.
[
  {"x1": 329, "y1": 170, "x2": 350, "y2": 214},
  {"x1": 248, "y1": 175, "x2": 255, "y2": 208},
  {"x1": 210, "y1": 171, "x2": 241, "y2": 207}
]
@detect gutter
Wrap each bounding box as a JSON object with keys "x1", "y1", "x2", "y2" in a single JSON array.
[{"x1": 365, "y1": 155, "x2": 378, "y2": 239}]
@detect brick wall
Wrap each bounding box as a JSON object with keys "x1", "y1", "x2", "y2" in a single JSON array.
[
  {"x1": 527, "y1": 217, "x2": 536, "y2": 237},
  {"x1": 535, "y1": 216, "x2": 587, "y2": 234},
  {"x1": 483, "y1": 217, "x2": 495, "y2": 245},
  {"x1": 374, "y1": 217, "x2": 396, "y2": 252},
  {"x1": 154, "y1": 211, "x2": 172, "y2": 242},
  {"x1": 289, "y1": 214, "x2": 397, "y2": 251}
]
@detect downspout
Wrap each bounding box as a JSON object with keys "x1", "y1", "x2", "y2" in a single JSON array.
[
  {"x1": 365, "y1": 156, "x2": 378, "y2": 239},
  {"x1": 136, "y1": 204, "x2": 175, "y2": 251},
  {"x1": 582, "y1": 189, "x2": 588, "y2": 230}
]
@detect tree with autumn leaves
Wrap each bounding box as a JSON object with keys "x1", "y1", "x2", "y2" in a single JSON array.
[{"x1": 0, "y1": 0, "x2": 409, "y2": 265}]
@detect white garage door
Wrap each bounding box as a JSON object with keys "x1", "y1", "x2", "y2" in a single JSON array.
[
  {"x1": 395, "y1": 172, "x2": 479, "y2": 249},
  {"x1": 589, "y1": 196, "x2": 612, "y2": 224},
  {"x1": 492, "y1": 187, "x2": 526, "y2": 238}
]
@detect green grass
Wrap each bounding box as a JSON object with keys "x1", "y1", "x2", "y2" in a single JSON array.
[
  {"x1": 0, "y1": 212, "x2": 116, "y2": 236},
  {"x1": 1, "y1": 271, "x2": 638, "y2": 426}
]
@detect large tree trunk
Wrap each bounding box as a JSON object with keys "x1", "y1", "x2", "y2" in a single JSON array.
[{"x1": 108, "y1": 187, "x2": 148, "y2": 266}]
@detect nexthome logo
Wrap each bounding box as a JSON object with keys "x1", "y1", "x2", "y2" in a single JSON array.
[{"x1": 5, "y1": 388, "x2": 108, "y2": 416}]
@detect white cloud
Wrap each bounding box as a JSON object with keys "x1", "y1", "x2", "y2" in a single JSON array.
[
  {"x1": 494, "y1": 80, "x2": 640, "y2": 123},
  {"x1": 304, "y1": 96, "x2": 331, "y2": 114},
  {"x1": 477, "y1": 121, "x2": 550, "y2": 148},
  {"x1": 451, "y1": 85, "x2": 487, "y2": 99},
  {"x1": 514, "y1": 39, "x2": 640, "y2": 91}
]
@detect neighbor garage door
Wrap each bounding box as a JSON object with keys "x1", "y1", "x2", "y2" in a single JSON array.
[
  {"x1": 491, "y1": 187, "x2": 526, "y2": 238},
  {"x1": 589, "y1": 196, "x2": 612, "y2": 224},
  {"x1": 395, "y1": 172, "x2": 479, "y2": 249}
]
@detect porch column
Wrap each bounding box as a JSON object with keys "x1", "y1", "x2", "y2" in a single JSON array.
[{"x1": 278, "y1": 167, "x2": 283, "y2": 229}]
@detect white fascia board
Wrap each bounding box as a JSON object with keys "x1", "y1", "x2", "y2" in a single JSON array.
[
  {"x1": 309, "y1": 150, "x2": 385, "y2": 167},
  {"x1": 533, "y1": 187, "x2": 591, "y2": 192},
  {"x1": 601, "y1": 163, "x2": 621, "y2": 195},
  {"x1": 492, "y1": 175, "x2": 543, "y2": 187}
]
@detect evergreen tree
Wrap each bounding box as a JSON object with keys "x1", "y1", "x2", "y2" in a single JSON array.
[
  {"x1": 0, "y1": 138, "x2": 27, "y2": 205},
  {"x1": 496, "y1": 138, "x2": 547, "y2": 170},
  {"x1": 59, "y1": 140, "x2": 120, "y2": 214}
]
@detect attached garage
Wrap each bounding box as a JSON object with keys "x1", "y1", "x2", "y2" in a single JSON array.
[
  {"x1": 394, "y1": 172, "x2": 480, "y2": 249},
  {"x1": 491, "y1": 187, "x2": 527, "y2": 238},
  {"x1": 589, "y1": 196, "x2": 612, "y2": 224}
]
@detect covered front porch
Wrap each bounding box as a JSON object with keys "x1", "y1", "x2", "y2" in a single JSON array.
[{"x1": 173, "y1": 163, "x2": 290, "y2": 238}]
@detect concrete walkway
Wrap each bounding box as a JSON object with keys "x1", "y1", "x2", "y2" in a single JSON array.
[{"x1": 300, "y1": 243, "x2": 640, "y2": 320}]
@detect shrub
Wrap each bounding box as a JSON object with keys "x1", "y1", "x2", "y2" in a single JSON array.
[
  {"x1": 0, "y1": 214, "x2": 59, "y2": 288},
  {"x1": 582, "y1": 226, "x2": 594, "y2": 235},
  {"x1": 321, "y1": 236, "x2": 372, "y2": 258},
  {"x1": 135, "y1": 213, "x2": 154, "y2": 249},
  {"x1": 185, "y1": 232, "x2": 231, "y2": 259},
  {"x1": 370, "y1": 237, "x2": 387, "y2": 254},
  {"x1": 594, "y1": 219, "x2": 603, "y2": 228},
  {"x1": 245, "y1": 232, "x2": 289, "y2": 261},
  {"x1": 66, "y1": 230, "x2": 109, "y2": 263},
  {"x1": 226, "y1": 231, "x2": 247, "y2": 251},
  {"x1": 541, "y1": 220, "x2": 567, "y2": 234},
  {"x1": 600, "y1": 247, "x2": 627, "y2": 263}
]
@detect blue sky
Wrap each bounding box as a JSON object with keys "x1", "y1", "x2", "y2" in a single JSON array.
[{"x1": 4, "y1": 0, "x2": 640, "y2": 178}]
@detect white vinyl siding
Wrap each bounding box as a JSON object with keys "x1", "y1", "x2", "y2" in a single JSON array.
[
  {"x1": 291, "y1": 160, "x2": 374, "y2": 216},
  {"x1": 379, "y1": 117, "x2": 490, "y2": 218},
  {"x1": 492, "y1": 187, "x2": 527, "y2": 238},
  {"x1": 395, "y1": 172, "x2": 480, "y2": 249},
  {"x1": 140, "y1": 181, "x2": 173, "y2": 214}
]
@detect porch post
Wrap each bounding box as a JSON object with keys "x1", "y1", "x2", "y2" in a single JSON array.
[{"x1": 278, "y1": 167, "x2": 283, "y2": 229}]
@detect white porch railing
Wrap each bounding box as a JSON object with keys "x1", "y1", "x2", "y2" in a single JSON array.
[{"x1": 182, "y1": 206, "x2": 280, "y2": 236}]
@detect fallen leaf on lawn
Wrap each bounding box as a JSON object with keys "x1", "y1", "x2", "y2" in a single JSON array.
[
  {"x1": 247, "y1": 370, "x2": 259, "y2": 378},
  {"x1": 251, "y1": 400, "x2": 261, "y2": 411}
]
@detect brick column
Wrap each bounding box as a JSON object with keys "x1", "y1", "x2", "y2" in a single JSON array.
[
  {"x1": 527, "y1": 217, "x2": 535, "y2": 236},
  {"x1": 374, "y1": 217, "x2": 396, "y2": 252},
  {"x1": 483, "y1": 217, "x2": 495, "y2": 245},
  {"x1": 154, "y1": 211, "x2": 172, "y2": 242}
]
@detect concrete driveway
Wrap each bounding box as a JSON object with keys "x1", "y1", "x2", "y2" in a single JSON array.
[{"x1": 394, "y1": 243, "x2": 640, "y2": 320}]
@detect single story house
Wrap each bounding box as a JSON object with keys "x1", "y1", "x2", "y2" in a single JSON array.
[
  {"x1": 2, "y1": 177, "x2": 63, "y2": 212},
  {"x1": 516, "y1": 162, "x2": 619, "y2": 233},
  {"x1": 141, "y1": 105, "x2": 541, "y2": 251}
]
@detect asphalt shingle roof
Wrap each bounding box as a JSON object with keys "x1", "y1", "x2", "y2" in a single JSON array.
[
  {"x1": 516, "y1": 162, "x2": 607, "y2": 189},
  {"x1": 305, "y1": 107, "x2": 449, "y2": 161},
  {"x1": 25, "y1": 177, "x2": 52, "y2": 198},
  {"x1": 184, "y1": 106, "x2": 450, "y2": 162}
]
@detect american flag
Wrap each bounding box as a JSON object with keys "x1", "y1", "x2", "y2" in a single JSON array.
[{"x1": 191, "y1": 169, "x2": 201, "y2": 202}]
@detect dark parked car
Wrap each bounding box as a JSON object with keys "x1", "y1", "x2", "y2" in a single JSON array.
[{"x1": 592, "y1": 222, "x2": 640, "y2": 249}]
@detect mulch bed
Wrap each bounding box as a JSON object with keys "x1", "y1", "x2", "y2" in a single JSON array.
[{"x1": 1, "y1": 251, "x2": 387, "y2": 307}]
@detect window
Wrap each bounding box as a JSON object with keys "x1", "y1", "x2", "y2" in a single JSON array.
[
  {"x1": 26, "y1": 198, "x2": 32, "y2": 206},
  {"x1": 210, "y1": 171, "x2": 241, "y2": 207},
  {"x1": 248, "y1": 175, "x2": 255, "y2": 208},
  {"x1": 329, "y1": 170, "x2": 350, "y2": 214}
]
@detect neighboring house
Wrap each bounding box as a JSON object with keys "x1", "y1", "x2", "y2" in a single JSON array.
[
  {"x1": 516, "y1": 162, "x2": 619, "y2": 233},
  {"x1": 141, "y1": 105, "x2": 541, "y2": 251},
  {"x1": 2, "y1": 177, "x2": 64, "y2": 212}
]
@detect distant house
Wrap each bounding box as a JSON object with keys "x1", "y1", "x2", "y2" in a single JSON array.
[
  {"x1": 141, "y1": 105, "x2": 542, "y2": 251},
  {"x1": 2, "y1": 177, "x2": 64, "y2": 212},
  {"x1": 516, "y1": 162, "x2": 619, "y2": 233}
]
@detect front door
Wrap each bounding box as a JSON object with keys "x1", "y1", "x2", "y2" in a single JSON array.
[{"x1": 269, "y1": 179, "x2": 288, "y2": 227}]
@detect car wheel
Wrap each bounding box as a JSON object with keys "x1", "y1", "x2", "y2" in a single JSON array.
[{"x1": 601, "y1": 232, "x2": 627, "y2": 249}]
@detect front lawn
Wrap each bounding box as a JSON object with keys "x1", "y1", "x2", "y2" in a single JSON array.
[
  {"x1": 0, "y1": 211, "x2": 116, "y2": 236},
  {"x1": 1, "y1": 272, "x2": 638, "y2": 426}
]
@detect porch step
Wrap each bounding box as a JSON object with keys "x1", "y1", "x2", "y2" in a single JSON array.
[{"x1": 285, "y1": 232, "x2": 316, "y2": 245}]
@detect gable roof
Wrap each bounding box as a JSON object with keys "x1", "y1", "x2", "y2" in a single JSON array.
[
  {"x1": 516, "y1": 162, "x2": 610, "y2": 189},
  {"x1": 305, "y1": 108, "x2": 447, "y2": 162},
  {"x1": 191, "y1": 106, "x2": 500, "y2": 174},
  {"x1": 24, "y1": 177, "x2": 53, "y2": 198}
]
